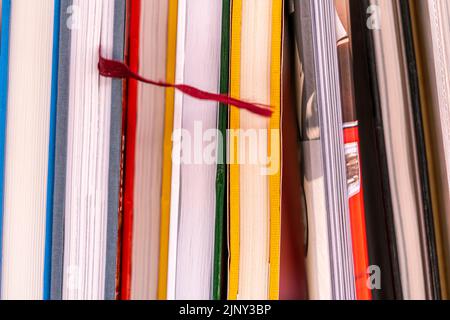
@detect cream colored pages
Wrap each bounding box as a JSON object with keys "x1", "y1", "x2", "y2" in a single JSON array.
[
  {"x1": 1, "y1": 0, "x2": 54, "y2": 300},
  {"x1": 423, "y1": 0, "x2": 450, "y2": 263},
  {"x1": 130, "y1": 0, "x2": 169, "y2": 300},
  {"x1": 414, "y1": 0, "x2": 450, "y2": 294},
  {"x1": 237, "y1": 0, "x2": 271, "y2": 300},
  {"x1": 371, "y1": 0, "x2": 428, "y2": 300},
  {"x1": 302, "y1": 140, "x2": 331, "y2": 299}
]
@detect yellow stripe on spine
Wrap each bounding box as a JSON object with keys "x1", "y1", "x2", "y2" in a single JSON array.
[
  {"x1": 158, "y1": 0, "x2": 178, "y2": 300},
  {"x1": 228, "y1": 0, "x2": 242, "y2": 301},
  {"x1": 268, "y1": 0, "x2": 282, "y2": 301}
]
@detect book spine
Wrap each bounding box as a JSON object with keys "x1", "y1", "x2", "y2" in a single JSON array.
[
  {"x1": 158, "y1": 0, "x2": 179, "y2": 300},
  {"x1": 44, "y1": 0, "x2": 62, "y2": 301},
  {"x1": 212, "y1": 0, "x2": 230, "y2": 301},
  {"x1": 227, "y1": 0, "x2": 242, "y2": 300},
  {"x1": 120, "y1": 0, "x2": 140, "y2": 300},
  {"x1": 268, "y1": 0, "x2": 283, "y2": 301},
  {"x1": 51, "y1": 0, "x2": 73, "y2": 300},
  {"x1": 105, "y1": 0, "x2": 126, "y2": 301}
]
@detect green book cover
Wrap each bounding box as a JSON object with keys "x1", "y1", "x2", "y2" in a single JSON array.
[{"x1": 213, "y1": 0, "x2": 230, "y2": 301}]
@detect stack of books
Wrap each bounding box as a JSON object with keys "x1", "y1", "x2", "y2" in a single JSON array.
[{"x1": 0, "y1": 0, "x2": 449, "y2": 301}]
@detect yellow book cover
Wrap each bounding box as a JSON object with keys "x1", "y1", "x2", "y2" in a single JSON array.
[{"x1": 228, "y1": 0, "x2": 283, "y2": 300}]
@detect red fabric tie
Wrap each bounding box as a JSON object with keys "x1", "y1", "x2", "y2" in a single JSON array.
[{"x1": 98, "y1": 54, "x2": 273, "y2": 118}]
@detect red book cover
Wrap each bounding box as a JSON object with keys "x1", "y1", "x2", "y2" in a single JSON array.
[
  {"x1": 344, "y1": 125, "x2": 371, "y2": 300},
  {"x1": 115, "y1": 0, "x2": 131, "y2": 299},
  {"x1": 336, "y1": 0, "x2": 372, "y2": 300},
  {"x1": 120, "y1": 0, "x2": 141, "y2": 300}
]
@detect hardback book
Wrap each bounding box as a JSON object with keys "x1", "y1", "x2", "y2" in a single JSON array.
[
  {"x1": 166, "y1": 0, "x2": 226, "y2": 300},
  {"x1": 119, "y1": 0, "x2": 231, "y2": 301},
  {"x1": 51, "y1": 0, "x2": 126, "y2": 300},
  {"x1": 0, "y1": 0, "x2": 60, "y2": 300},
  {"x1": 120, "y1": 0, "x2": 174, "y2": 301},
  {"x1": 410, "y1": 0, "x2": 450, "y2": 299},
  {"x1": 367, "y1": 0, "x2": 434, "y2": 300},
  {"x1": 349, "y1": 0, "x2": 402, "y2": 300},
  {"x1": 227, "y1": 0, "x2": 283, "y2": 300},
  {"x1": 399, "y1": 0, "x2": 440, "y2": 299}
]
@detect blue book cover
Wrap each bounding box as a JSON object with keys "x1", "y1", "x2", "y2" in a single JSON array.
[
  {"x1": 0, "y1": 0, "x2": 124, "y2": 301},
  {"x1": 0, "y1": 0, "x2": 60, "y2": 300},
  {"x1": 43, "y1": 0, "x2": 61, "y2": 300},
  {"x1": 51, "y1": 0, "x2": 72, "y2": 300},
  {"x1": 0, "y1": 0, "x2": 11, "y2": 297}
]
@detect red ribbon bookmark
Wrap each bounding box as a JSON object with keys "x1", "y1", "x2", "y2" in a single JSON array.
[{"x1": 98, "y1": 54, "x2": 273, "y2": 117}]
